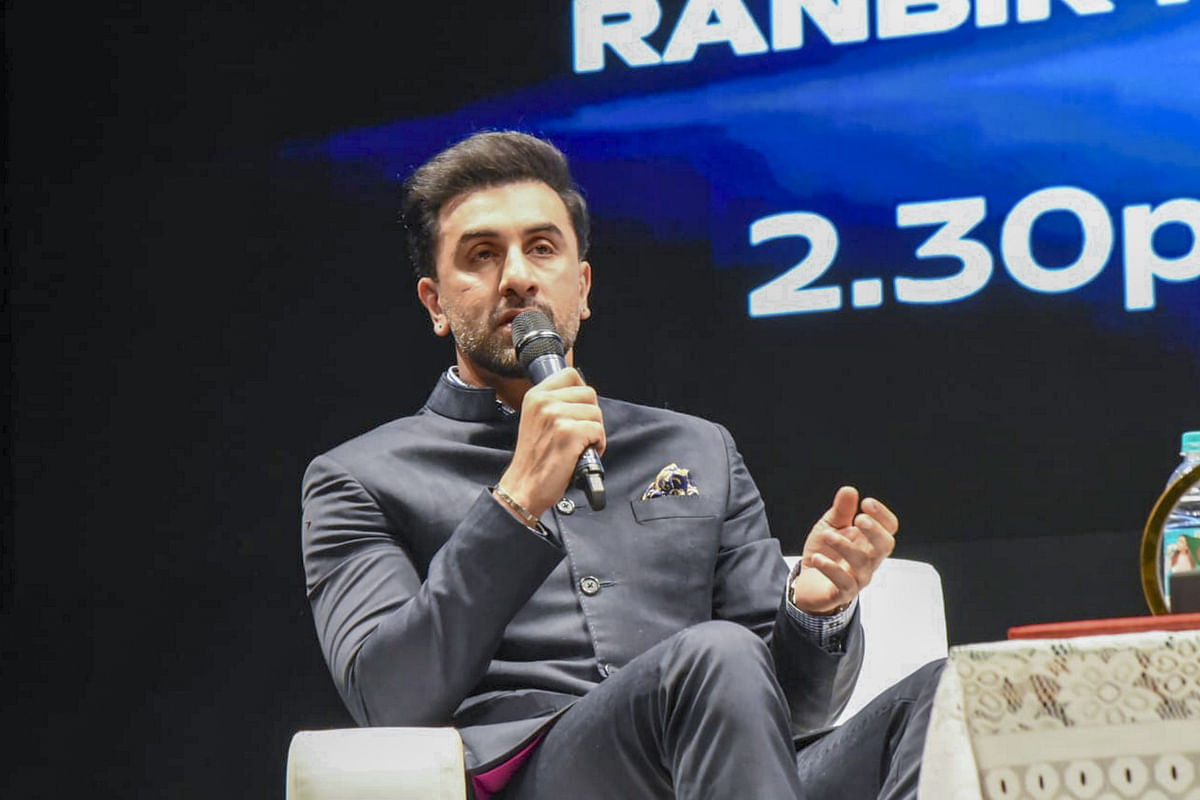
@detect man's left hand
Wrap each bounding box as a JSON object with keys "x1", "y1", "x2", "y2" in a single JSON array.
[{"x1": 790, "y1": 486, "x2": 898, "y2": 616}]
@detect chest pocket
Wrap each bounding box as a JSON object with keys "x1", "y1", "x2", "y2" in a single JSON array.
[
  {"x1": 626, "y1": 495, "x2": 723, "y2": 611},
  {"x1": 630, "y1": 494, "x2": 722, "y2": 524}
]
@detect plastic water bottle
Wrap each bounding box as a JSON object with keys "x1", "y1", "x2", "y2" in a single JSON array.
[{"x1": 1163, "y1": 431, "x2": 1200, "y2": 609}]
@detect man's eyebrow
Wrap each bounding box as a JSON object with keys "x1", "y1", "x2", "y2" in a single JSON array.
[
  {"x1": 522, "y1": 223, "x2": 565, "y2": 239},
  {"x1": 455, "y1": 223, "x2": 565, "y2": 246},
  {"x1": 456, "y1": 228, "x2": 499, "y2": 246}
]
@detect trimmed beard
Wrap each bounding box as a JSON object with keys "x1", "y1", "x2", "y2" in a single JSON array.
[{"x1": 445, "y1": 302, "x2": 580, "y2": 379}]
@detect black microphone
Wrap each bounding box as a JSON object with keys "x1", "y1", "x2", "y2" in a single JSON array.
[{"x1": 511, "y1": 310, "x2": 606, "y2": 511}]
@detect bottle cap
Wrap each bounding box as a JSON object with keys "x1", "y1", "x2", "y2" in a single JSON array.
[{"x1": 1182, "y1": 431, "x2": 1200, "y2": 453}]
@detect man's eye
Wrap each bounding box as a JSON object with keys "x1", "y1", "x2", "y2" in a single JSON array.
[
  {"x1": 530, "y1": 242, "x2": 555, "y2": 255},
  {"x1": 471, "y1": 248, "x2": 497, "y2": 262}
]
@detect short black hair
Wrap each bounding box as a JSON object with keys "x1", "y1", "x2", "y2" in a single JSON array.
[{"x1": 400, "y1": 131, "x2": 591, "y2": 280}]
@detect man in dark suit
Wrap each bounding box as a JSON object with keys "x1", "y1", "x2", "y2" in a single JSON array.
[{"x1": 302, "y1": 131, "x2": 943, "y2": 799}]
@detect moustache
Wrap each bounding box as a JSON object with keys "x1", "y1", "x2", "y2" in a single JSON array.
[{"x1": 493, "y1": 303, "x2": 557, "y2": 331}]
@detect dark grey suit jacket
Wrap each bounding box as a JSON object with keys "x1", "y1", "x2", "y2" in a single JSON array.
[{"x1": 301, "y1": 376, "x2": 863, "y2": 771}]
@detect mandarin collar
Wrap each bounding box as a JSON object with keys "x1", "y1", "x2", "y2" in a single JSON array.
[{"x1": 425, "y1": 373, "x2": 512, "y2": 422}]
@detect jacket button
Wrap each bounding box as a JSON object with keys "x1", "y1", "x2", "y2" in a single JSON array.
[
  {"x1": 556, "y1": 497, "x2": 576, "y2": 515},
  {"x1": 579, "y1": 576, "x2": 601, "y2": 596}
]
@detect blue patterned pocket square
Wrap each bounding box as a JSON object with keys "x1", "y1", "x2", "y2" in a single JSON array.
[{"x1": 641, "y1": 463, "x2": 700, "y2": 500}]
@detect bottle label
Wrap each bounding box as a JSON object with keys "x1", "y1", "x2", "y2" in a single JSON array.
[{"x1": 1163, "y1": 529, "x2": 1200, "y2": 607}]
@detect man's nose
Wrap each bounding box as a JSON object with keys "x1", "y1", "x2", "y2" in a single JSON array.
[{"x1": 498, "y1": 248, "x2": 538, "y2": 298}]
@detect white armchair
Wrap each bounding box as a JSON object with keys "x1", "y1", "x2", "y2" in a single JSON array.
[{"x1": 287, "y1": 557, "x2": 948, "y2": 800}]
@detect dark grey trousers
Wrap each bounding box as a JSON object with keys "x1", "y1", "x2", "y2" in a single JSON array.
[{"x1": 498, "y1": 620, "x2": 944, "y2": 800}]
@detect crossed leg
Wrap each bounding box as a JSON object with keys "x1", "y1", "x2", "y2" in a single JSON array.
[{"x1": 499, "y1": 619, "x2": 944, "y2": 800}]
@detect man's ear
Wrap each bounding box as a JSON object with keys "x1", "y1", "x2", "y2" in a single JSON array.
[
  {"x1": 417, "y1": 277, "x2": 450, "y2": 337},
  {"x1": 579, "y1": 260, "x2": 593, "y2": 320}
]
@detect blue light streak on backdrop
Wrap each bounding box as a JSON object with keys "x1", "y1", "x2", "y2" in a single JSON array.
[{"x1": 283, "y1": 2, "x2": 1199, "y2": 336}]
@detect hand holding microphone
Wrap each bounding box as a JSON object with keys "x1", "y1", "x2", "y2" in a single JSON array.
[{"x1": 497, "y1": 310, "x2": 607, "y2": 514}]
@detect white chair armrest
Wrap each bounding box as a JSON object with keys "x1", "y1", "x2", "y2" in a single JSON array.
[
  {"x1": 784, "y1": 556, "x2": 949, "y2": 723},
  {"x1": 841, "y1": 557, "x2": 948, "y2": 722},
  {"x1": 286, "y1": 727, "x2": 466, "y2": 800}
]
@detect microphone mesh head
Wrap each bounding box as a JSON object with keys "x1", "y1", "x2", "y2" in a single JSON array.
[{"x1": 511, "y1": 310, "x2": 564, "y2": 368}]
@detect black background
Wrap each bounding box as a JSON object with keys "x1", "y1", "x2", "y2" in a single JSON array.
[{"x1": 6, "y1": 2, "x2": 1196, "y2": 797}]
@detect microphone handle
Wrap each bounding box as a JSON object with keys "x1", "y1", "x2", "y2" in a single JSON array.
[{"x1": 526, "y1": 354, "x2": 607, "y2": 511}]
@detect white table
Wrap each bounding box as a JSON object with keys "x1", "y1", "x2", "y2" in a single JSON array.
[{"x1": 920, "y1": 629, "x2": 1200, "y2": 799}]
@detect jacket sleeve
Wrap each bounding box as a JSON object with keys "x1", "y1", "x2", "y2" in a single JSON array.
[
  {"x1": 708, "y1": 424, "x2": 864, "y2": 734},
  {"x1": 301, "y1": 453, "x2": 564, "y2": 726}
]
